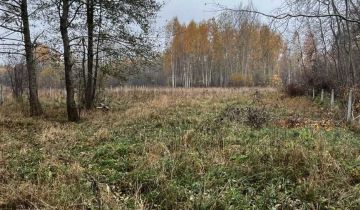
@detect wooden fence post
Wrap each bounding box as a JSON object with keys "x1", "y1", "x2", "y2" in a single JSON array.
[
  {"x1": 347, "y1": 89, "x2": 353, "y2": 122},
  {"x1": 321, "y1": 89, "x2": 324, "y2": 102},
  {"x1": 331, "y1": 89, "x2": 335, "y2": 108}
]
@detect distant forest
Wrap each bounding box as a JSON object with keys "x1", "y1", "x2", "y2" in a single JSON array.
[{"x1": 163, "y1": 14, "x2": 282, "y2": 87}]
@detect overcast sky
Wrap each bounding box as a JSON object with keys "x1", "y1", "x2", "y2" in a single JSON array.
[{"x1": 156, "y1": 0, "x2": 284, "y2": 27}]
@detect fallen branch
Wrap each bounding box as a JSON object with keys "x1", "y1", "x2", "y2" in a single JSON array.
[{"x1": 96, "y1": 103, "x2": 110, "y2": 111}]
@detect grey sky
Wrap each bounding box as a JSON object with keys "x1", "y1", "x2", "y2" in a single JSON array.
[{"x1": 157, "y1": 0, "x2": 284, "y2": 27}]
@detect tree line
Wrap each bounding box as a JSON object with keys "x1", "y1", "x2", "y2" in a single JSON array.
[
  {"x1": 225, "y1": 1, "x2": 360, "y2": 96},
  {"x1": 163, "y1": 9, "x2": 283, "y2": 88}
]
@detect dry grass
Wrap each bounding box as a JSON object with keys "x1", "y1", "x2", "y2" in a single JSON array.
[
  {"x1": 0, "y1": 68, "x2": 6, "y2": 74},
  {"x1": 0, "y1": 87, "x2": 359, "y2": 209}
]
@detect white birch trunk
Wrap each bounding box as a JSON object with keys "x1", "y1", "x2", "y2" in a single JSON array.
[
  {"x1": 330, "y1": 89, "x2": 335, "y2": 108},
  {"x1": 312, "y1": 88, "x2": 315, "y2": 100},
  {"x1": 171, "y1": 56, "x2": 176, "y2": 88},
  {"x1": 347, "y1": 89, "x2": 353, "y2": 122}
]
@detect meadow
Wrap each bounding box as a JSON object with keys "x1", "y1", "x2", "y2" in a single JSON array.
[{"x1": 0, "y1": 88, "x2": 359, "y2": 209}]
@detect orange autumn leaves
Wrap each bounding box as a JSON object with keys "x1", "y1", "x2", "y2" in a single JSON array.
[{"x1": 164, "y1": 16, "x2": 283, "y2": 87}]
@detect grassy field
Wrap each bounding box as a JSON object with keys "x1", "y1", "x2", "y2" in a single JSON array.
[{"x1": 0, "y1": 88, "x2": 359, "y2": 209}]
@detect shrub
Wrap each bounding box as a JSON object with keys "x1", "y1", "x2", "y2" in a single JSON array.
[
  {"x1": 284, "y1": 84, "x2": 305, "y2": 97},
  {"x1": 245, "y1": 106, "x2": 268, "y2": 129},
  {"x1": 229, "y1": 73, "x2": 253, "y2": 87}
]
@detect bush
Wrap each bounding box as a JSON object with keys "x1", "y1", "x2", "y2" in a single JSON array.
[
  {"x1": 245, "y1": 106, "x2": 269, "y2": 129},
  {"x1": 284, "y1": 84, "x2": 305, "y2": 97},
  {"x1": 229, "y1": 73, "x2": 253, "y2": 87}
]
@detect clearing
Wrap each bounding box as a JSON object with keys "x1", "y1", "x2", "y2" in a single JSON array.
[{"x1": 0, "y1": 88, "x2": 359, "y2": 209}]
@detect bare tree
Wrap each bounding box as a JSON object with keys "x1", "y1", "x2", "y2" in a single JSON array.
[
  {"x1": 5, "y1": 56, "x2": 27, "y2": 99},
  {"x1": 0, "y1": 0, "x2": 43, "y2": 115},
  {"x1": 217, "y1": 0, "x2": 360, "y2": 90}
]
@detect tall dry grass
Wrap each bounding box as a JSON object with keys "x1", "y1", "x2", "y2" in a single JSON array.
[{"x1": 0, "y1": 87, "x2": 358, "y2": 209}]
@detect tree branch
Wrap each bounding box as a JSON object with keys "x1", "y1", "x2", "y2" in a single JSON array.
[
  {"x1": 216, "y1": 5, "x2": 360, "y2": 25},
  {"x1": 0, "y1": 23, "x2": 23, "y2": 33}
]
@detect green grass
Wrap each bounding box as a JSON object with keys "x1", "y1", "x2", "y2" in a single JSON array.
[{"x1": 0, "y1": 88, "x2": 359, "y2": 209}]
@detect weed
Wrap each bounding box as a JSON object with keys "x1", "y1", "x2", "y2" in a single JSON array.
[
  {"x1": 0, "y1": 88, "x2": 359, "y2": 209},
  {"x1": 244, "y1": 106, "x2": 269, "y2": 129}
]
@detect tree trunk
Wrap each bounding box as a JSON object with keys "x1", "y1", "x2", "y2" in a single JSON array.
[
  {"x1": 347, "y1": 89, "x2": 353, "y2": 122},
  {"x1": 79, "y1": 37, "x2": 86, "y2": 107},
  {"x1": 0, "y1": 85, "x2": 3, "y2": 105},
  {"x1": 93, "y1": 43, "x2": 100, "y2": 102},
  {"x1": 85, "y1": 0, "x2": 94, "y2": 109},
  {"x1": 82, "y1": 37, "x2": 87, "y2": 92},
  {"x1": 92, "y1": 0, "x2": 102, "y2": 102},
  {"x1": 60, "y1": 0, "x2": 80, "y2": 122},
  {"x1": 12, "y1": 64, "x2": 25, "y2": 99},
  {"x1": 20, "y1": 0, "x2": 43, "y2": 116},
  {"x1": 171, "y1": 53, "x2": 175, "y2": 88}
]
